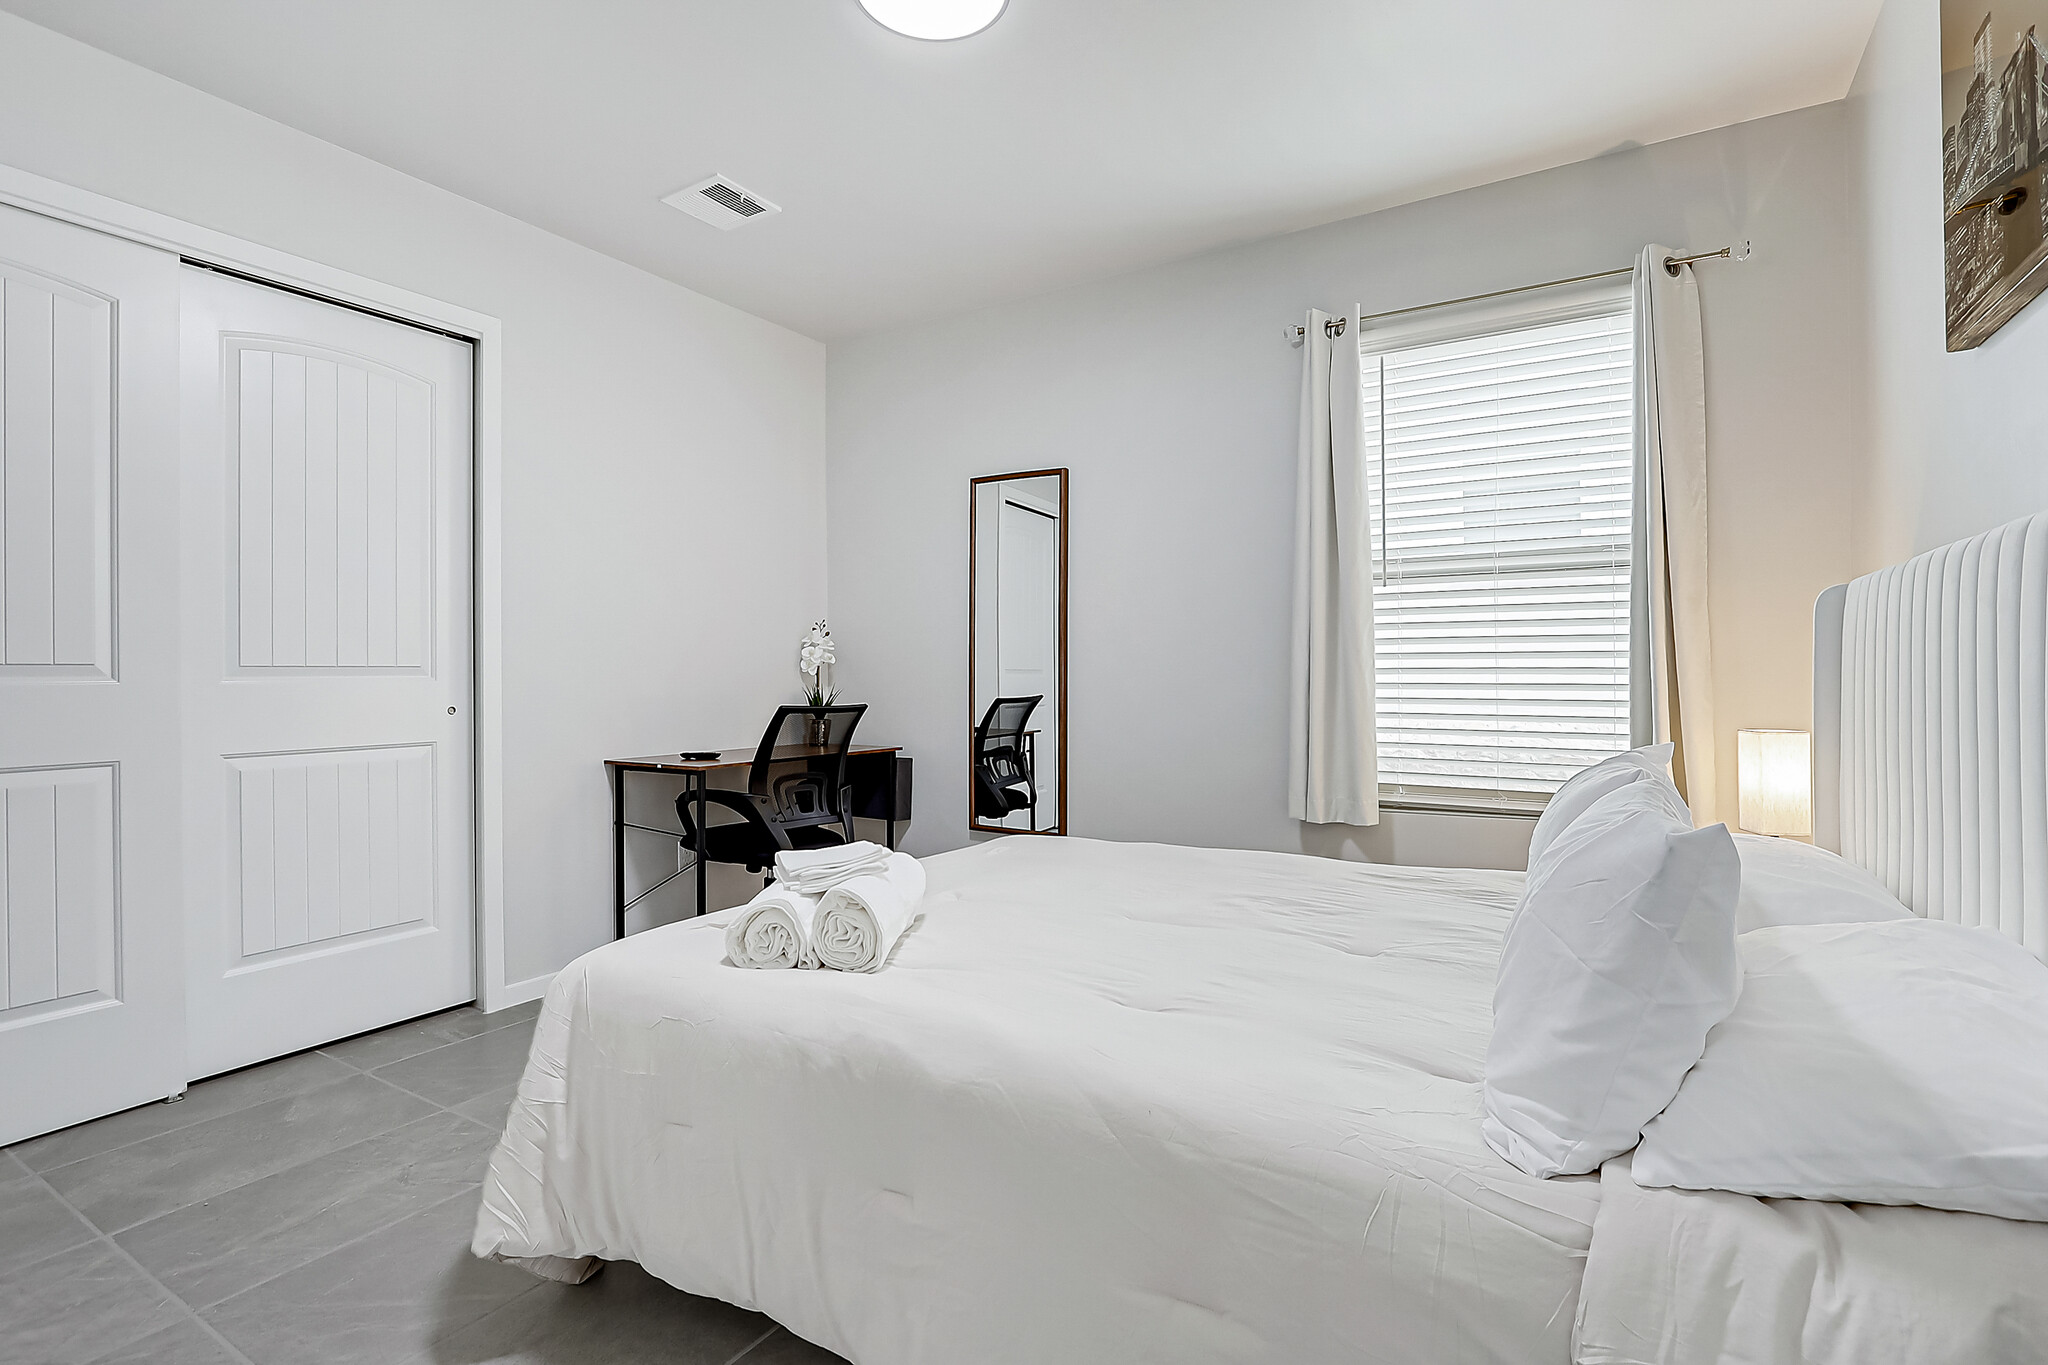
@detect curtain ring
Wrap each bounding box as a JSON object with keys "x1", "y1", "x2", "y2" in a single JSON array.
[{"x1": 1325, "y1": 316, "x2": 1347, "y2": 338}]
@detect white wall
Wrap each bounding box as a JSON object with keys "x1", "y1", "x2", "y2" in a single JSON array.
[
  {"x1": 1846, "y1": 0, "x2": 2048, "y2": 568},
  {"x1": 828, "y1": 102, "x2": 1860, "y2": 866},
  {"x1": 0, "y1": 13, "x2": 827, "y2": 990}
]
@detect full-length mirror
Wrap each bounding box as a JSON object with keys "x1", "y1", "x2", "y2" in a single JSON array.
[{"x1": 970, "y1": 469, "x2": 1067, "y2": 834}]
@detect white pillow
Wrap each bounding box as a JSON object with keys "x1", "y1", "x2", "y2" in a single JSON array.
[
  {"x1": 1633, "y1": 919, "x2": 2048, "y2": 1221},
  {"x1": 1526, "y1": 743, "x2": 1675, "y2": 868},
  {"x1": 1733, "y1": 834, "x2": 1912, "y2": 933},
  {"x1": 1484, "y1": 778, "x2": 1741, "y2": 1177}
]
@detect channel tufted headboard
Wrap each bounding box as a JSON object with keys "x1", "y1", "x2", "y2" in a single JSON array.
[{"x1": 1812, "y1": 511, "x2": 2048, "y2": 962}]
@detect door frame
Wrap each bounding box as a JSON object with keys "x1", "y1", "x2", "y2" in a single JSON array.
[{"x1": 0, "y1": 162, "x2": 528, "y2": 1012}]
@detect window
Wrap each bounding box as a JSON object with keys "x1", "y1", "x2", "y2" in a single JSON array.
[{"x1": 1362, "y1": 279, "x2": 1635, "y2": 812}]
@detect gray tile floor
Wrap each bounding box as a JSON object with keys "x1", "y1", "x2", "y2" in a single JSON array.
[{"x1": 3, "y1": 1002, "x2": 848, "y2": 1365}]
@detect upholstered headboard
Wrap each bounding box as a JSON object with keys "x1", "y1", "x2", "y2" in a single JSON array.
[{"x1": 1812, "y1": 511, "x2": 2048, "y2": 961}]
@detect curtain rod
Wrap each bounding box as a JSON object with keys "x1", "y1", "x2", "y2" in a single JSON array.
[
  {"x1": 1663, "y1": 240, "x2": 1750, "y2": 276},
  {"x1": 1287, "y1": 241, "x2": 1750, "y2": 340}
]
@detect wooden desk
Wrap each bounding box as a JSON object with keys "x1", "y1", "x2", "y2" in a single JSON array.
[{"x1": 604, "y1": 745, "x2": 907, "y2": 939}]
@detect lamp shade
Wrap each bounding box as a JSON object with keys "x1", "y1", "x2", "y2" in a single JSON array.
[{"x1": 1736, "y1": 729, "x2": 1812, "y2": 836}]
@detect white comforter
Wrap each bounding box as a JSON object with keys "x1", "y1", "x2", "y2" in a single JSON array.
[
  {"x1": 1576, "y1": 1154, "x2": 2048, "y2": 1364},
  {"x1": 474, "y1": 836, "x2": 1598, "y2": 1364}
]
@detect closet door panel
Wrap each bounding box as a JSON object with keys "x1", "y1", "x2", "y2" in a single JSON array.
[
  {"x1": 184, "y1": 268, "x2": 473, "y2": 1078},
  {"x1": 0, "y1": 204, "x2": 183, "y2": 1146}
]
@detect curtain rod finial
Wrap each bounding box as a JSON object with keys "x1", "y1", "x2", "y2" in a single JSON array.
[{"x1": 1283, "y1": 317, "x2": 1346, "y2": 342}]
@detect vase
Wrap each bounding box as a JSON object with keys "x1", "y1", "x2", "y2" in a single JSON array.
[{"x1": 807, "y1": 713, "x2": 831, "y2": 747}]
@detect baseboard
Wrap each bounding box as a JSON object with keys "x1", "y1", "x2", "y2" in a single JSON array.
[{"x1": 481, "y1": 971, "x2": 554, "y2": 1015}]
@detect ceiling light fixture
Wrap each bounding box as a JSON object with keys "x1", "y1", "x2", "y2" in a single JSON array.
[{"x1": 859, "y1": 0, "x2": 1007, "y2": 41}]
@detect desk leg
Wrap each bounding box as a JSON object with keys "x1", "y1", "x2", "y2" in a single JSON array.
[
  {"x1": 885, "y1": 753, "x2": 899, "y2": 850},
  {"x1": 694, "y1": 773, "x2": 709, "y2": 917},
  {"x1": 612, "y1": 766, "x2": 627, "y2": 940},
  {"x1": 1026, "y1": 734, "x2": 1039, "y2": 832}
]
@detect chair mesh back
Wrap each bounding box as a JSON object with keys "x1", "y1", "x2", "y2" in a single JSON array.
[
  {"x1": 975, "y1": 697, "x2": 1042, "y2": 818},
  {"x1": 750, "y1": 705, "x2": 866, "y2": 822},
  {"x1": 977, "y1": 697, "x2": 1039, "y2": 755}
]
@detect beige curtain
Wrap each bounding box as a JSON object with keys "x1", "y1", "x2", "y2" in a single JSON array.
[
  {"x1": 1288, "y1": 308, "x2": 1379, "y2": 826},
  {"x1": 1633, "y1": 246, "x2": 1719, "y2": 824}
]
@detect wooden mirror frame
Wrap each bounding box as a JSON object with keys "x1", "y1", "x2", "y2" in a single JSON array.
[{"x1": 968, "y1": 468, "x2": 1069, "y2": 836}]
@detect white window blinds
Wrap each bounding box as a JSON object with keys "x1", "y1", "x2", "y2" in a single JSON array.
[{"x1": 1362, "y1": 286, "x2": 1635, "y2": 809}]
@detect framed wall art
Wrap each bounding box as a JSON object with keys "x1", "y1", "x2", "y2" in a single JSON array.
[{"x1": 1943, "y1": 5, "x2": 2048, "y2": 349}]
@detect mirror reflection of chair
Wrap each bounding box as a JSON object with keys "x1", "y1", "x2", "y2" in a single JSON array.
[
  {"x1": 974, "y1": 695, "x2": 1043, "y2": 830},
  {"x1": 677, "y1": 704, "x2": 867, "y2": 877}
]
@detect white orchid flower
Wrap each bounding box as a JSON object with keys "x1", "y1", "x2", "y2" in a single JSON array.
[{"x1": 798, "y1": 620, "x2": 837, "y2": 682}]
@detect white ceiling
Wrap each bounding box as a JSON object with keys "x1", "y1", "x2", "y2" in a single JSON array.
[{"x1": 1, "y1": 0, "x2": 1882, "y2": 340}]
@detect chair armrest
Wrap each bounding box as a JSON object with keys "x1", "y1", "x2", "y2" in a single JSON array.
[{"x1": 676, "y1": 788, "x2": 794, "y2": 852}]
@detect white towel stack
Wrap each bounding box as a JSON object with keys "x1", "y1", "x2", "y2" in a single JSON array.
[
  {"x1": 772, "y1": 841, "x2": 892, "y2": 894},
  {"x1": 723, "y1": 884, "x2": 821, "y2": 969},
  {"x1": 815, "y1": 852, "x2": 927, "y2": 973},
  {"x1": 725, "y1": 842, "x2": 924, "y2": 971}
]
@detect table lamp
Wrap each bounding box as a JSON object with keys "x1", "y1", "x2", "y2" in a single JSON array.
[{"x1": 1736, "y1": 729, "x2": 1812, "y2": 837}]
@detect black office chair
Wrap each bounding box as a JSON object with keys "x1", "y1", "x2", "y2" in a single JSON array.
[
  {"x1": 678, "y1": 704, "x2": 867, "y2": 876},
  {"x1": 974, "y1": 695, "x2": 1042, "y2": 829}
]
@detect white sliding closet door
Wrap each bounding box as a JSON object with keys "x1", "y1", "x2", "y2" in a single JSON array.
[
  {"x1": 181, "y1": 268, "x2": 474, "y2": 1078},
  {"x1": 0, "y1": 205, "x2": 184, "y2": 1144}
]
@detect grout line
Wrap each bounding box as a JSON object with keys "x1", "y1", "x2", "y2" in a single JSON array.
[
  {"x1": 199, "y1": 1184, "x2": 495, "y2": 1322},
  {"x1": 37, "y1": 1047, "x2": 512, "y2": 1241},
  {"x1": 432, "y1": 1276, "x2": 553, "y2": 1354},
  {"x1": 13, "y1": 1061, "x2": 363, "y2": 1180},
  {"x1": 317, "y1": 1050, "x2": 376, "y2": 1078},
  {"x1": 74, "y1": 1069, "x2": 456, "y2": 1239},
  {"x1": 722, "y1": 1325, "x2": 785, "y2": 1365},
  {"x1": 112, "y1": 1114, "x2": 502, "y2": 1317},
  {"x1": 11, "y1": 1002, "x2": 534, "y2": 1172},
  {"x1": 354, "y1": 1065, "x2": 502, "y2": 1128},
  {"x1": 321, "y1": 1017, "x2": 538, "y2": 1129},
  {"x1": 6, "y1": 1036, "x2": 392, "y2": 1176},
  {"x1": 33, "y1": 1172, "x2": 260, "y2": 1365},
  {"x1": 9, "y1": 1015, "x2": 543, "y2": 1359},
  {"x1": 21, "y1": 1162, "x2": 110, "y2": 1260},
  {"x1": 14, "y1": 1010, "x2": 829, "y2": 1364},
  {"x1": 314, "y1": 1000, "x2": 538, "y2": 1074},
  {"x1": 318, "y1": 1027, "x2": 522, "y2": 1125}
]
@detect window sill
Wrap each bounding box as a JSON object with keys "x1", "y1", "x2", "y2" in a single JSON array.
[{"x1": 1377, "y1": 792, "x2": 1548, "y2": 819}]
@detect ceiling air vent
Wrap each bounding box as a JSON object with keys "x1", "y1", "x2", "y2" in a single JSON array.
[{"x1": 662, "y1": 175, "x2": 782, "y2": 230}]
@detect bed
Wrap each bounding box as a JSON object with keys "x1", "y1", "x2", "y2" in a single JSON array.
[
  {"x1": 1571, "y1": 508, "x2": 2048, "y2": 1364},
  {"x1": 475, "y1": 837, "x2": 1598, "y2": 1364},
  {"x1": 475, "y1": 510, "x2": 2048, "y2": 1365}
]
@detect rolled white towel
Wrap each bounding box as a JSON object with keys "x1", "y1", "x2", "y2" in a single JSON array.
[
  {"x1": 773, "y1": 840, "x2": 892, "y2": 894},
  {"x1": 723, "y1": 883, "x2": 822, "y2": 969},
  {"x1": 813, "y1": 852, "x2": 926, "y2": 973}
]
